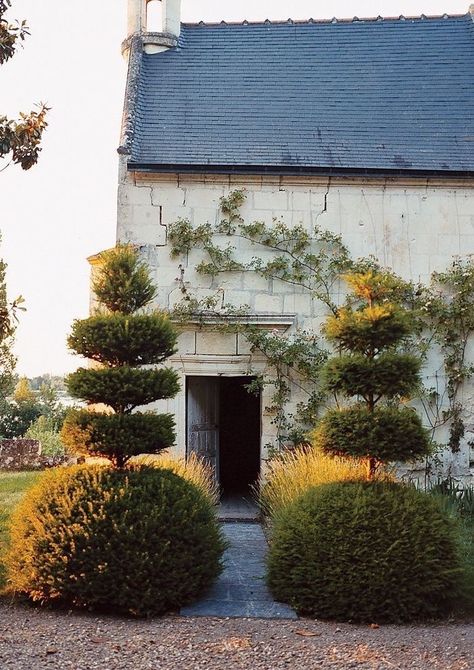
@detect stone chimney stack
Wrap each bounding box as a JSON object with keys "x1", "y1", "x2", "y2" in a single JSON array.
[
  {"x1": 123, "y1": 0, "x2": 181, "y2": 57},
  {"x1": 163, "y1": 0, "x2": 181, "y2": 38},
  {"x1": 127, "y1": 0, "x2": 146, "y2": 37}
]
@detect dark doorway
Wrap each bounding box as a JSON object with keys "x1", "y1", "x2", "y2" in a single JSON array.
[
  {"x1": 219, "y1": 377, "x2": 261, "y2": 495},
  {"x1": 186, "y1": 376, "x2": 261, "y2": 496}
]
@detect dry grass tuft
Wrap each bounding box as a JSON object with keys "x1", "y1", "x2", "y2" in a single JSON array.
[
  {"x1": 258, "y1": 447, "x2": 375, "y2": 518},
  {"x1": 136, "y1": 452, "x2": 219, "y2": 506}
]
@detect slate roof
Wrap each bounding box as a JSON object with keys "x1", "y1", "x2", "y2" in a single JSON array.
[{"x1": 127, "y1": 14, "x2": 474, "y2": 175}]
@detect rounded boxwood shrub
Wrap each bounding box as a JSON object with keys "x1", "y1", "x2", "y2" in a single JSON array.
[
  {"x1": 7, "y1": 465, "x2": 226, "y2": 616},
  {"x1": 267, "y1": 480, "x2": 462, "y2": 623}
]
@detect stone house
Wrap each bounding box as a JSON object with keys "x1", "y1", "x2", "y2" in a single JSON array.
[{"x1": 106, "y1": 0, "x2": 474, "y2": 494}]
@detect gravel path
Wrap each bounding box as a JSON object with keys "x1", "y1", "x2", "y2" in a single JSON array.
[{"x1": 0, "y1": 601, "x2": 472, "y2": 669}]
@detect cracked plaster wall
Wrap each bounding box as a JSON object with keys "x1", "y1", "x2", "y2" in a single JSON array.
[{"x1": 116, "y1": 164, "x2": 474, "y2": 480}]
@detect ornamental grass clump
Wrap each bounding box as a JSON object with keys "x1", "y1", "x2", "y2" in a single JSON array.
[
  {"x1": 7, "y1": 466, "x2": 226, "y2": 616},
  {"x1": 258, "y1": 446, "x2": 368, "y2": 518},
  {"x1": 267, "y1": 480, "x2": 463, "y2": 622},
  {"x1": 315, "y1": 270, "x2": 431, "y2": 477},
  {"x1": 137, "y1": 452, "x2": 220, "y2": 506},
  {"x1": 61, "y1": 244, "x2": 180, "y2": 468}
]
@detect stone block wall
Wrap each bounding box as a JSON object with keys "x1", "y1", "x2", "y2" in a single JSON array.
[
  {"x1": 116, "y1": 162, "x2": 474, "y2": 478},
  {"x1": 0, "y1": 439, "x2": 69, "y2": 471}
]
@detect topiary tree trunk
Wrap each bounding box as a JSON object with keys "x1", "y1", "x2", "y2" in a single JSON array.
[
  {"x1": 315, "y1": 271, "x2": 430, "y2": 479},
  {"x1": 61, "y1": 244, "x2": 180, "y2": 468}
]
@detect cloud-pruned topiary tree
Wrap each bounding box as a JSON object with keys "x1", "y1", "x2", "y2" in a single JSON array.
[
  {"x1": 62, "y1": 245, "x2": 180, "y2": 468},
  {"x1": 315, "y1": 270, "x2": 430, "y2": 478}
]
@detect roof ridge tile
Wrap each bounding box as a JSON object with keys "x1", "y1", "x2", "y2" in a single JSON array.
[{"x1": 181, "y1": 12, "x2": 468, "y2": 28}]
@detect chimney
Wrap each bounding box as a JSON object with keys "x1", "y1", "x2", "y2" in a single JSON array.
[
  {"x1": 163, "y1": 0, "x2": 181, "y2": 38},
  {"x1": 123, "y1": 0, "x2": 181, "y2": 58},
  {"x1": 127, "y1": 0, "x2": 146, "y2": 37}
]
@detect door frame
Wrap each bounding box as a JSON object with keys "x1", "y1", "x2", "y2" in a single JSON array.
[{"x1": 185, "y1": 374, "x2": 262, "y2": 488}]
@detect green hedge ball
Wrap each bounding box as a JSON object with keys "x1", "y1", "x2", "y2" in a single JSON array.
[
  {"x1": 7, "y1": 466, "x2": 226, "y2": 616},
  {"x1": 267, "y1": 480, "x2": 462, "y2": 622}
]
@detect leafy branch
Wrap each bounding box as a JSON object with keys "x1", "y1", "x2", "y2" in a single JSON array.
[
  {"x1": 0, "y1": 0, "x2": 29, "y2": 65},
  {"x1": 0, "y1": 1, "x2": 49, "y2": 171}
]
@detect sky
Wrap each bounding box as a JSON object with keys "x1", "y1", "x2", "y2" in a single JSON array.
[{"x1": 1, "y1": 0, "x2": 469, "y2": 377}]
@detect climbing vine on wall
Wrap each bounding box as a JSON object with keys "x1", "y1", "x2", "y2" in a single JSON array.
[
  {"x1": 171, "y1": 281, "x2": 330, "y2": 452},
  {"x1": 169, "y1": 190, "x2": 354, "y2": 313},
  {"x1": 420, "y1": 256, "x2": 474, "y2": 453},
  {"x1": 168, "y1": 190, "x2": 353, "y2": 449},
  {"x1": 168, "y1": 190, "x2": 474, "y2": 458},
  {"x1": 238, "y1": 328, "x2": 329, "y2": 451}
]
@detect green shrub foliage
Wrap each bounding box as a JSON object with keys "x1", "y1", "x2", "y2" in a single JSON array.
[
  {"x1": 324, "y1": 304, "x2": 413, "y2": 354},
  {"x1": 267, "y1": 481, "x2": 462, "y2": 622},
  {"x1": 7, "y1": 466, "x2": 226, "y2": 616},
  {"x1": 92, "y1": 244, "x2": 157, "y2": 313},
  {"x1": 67, "y1": 314, "x2": 177, "y2": 367},
  {"x1": 64, "y1": 245, "x2": 179, "y2": 467},
  {"x1": 67, "y1": 367, "x2": 180, "y2": 413},
  {"x1": 322, "y1": 353, "x2": 420, "y2": 399},
  {"x1": 61, "y1": 410, "x2": 175, "y2": 462},
  {"x1": 314, "y1": 405, "x2": 429, "y2": 463},
  {"x1": 317, "y1": 271, "x2": 430, "y2": 475}
]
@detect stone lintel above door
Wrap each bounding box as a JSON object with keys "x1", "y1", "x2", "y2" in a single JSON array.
[
  {"x1": 173, "y1": 312, "x2": 296, "y2": 331},
  {"x1": 171, "y1": 313, "x2": 297, "y2": 359}
]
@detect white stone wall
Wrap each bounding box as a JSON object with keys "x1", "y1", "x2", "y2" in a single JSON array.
[{"x1": 117, "y1": 158, "x2": 474, "y2": 480}]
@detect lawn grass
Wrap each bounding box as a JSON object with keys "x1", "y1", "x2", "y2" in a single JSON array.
[
  {"x1": 456, "y1": 516, "x2": 474, "y2": 614},
  {"x1": 0, "y1": 471, "x2": 41, "y2": 589}
]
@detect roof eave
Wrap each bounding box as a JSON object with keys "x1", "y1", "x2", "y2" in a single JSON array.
[{"x1": 126, "y1": 162, "x2": 474, "y2": 179}]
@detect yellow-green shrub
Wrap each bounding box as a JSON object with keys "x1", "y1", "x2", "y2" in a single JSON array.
[
  {"x1": 7, "y1": 465, "x2": 225, "y2": 616},
  {"x1": 258, "y1": 447, "x2": 369, "y2": 518}
]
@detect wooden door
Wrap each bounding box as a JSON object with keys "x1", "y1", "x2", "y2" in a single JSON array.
[{"x1": 187, "y1": 377, "x2": 220, "y2": 483}]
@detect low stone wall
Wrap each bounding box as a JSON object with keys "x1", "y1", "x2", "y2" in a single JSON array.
[{"x1": 0, "y1": 439, "x2": 69, "y2": 471}]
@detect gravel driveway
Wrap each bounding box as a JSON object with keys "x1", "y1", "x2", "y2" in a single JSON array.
[{"x1": 0, "y1": 601, "x2": 472, "y2": 669}]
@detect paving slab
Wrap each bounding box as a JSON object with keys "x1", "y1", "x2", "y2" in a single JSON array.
[
  {"x1": 181, "y1": 522, "x2": 297, "y2": 619},
  {"x1": 217, "y1": 495, "x2": 259, "y2": 522}
]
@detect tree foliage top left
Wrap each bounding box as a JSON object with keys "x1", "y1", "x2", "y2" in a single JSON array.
[{"x1": 0, "y1": 0, "x2": 48, "y2": 171}]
